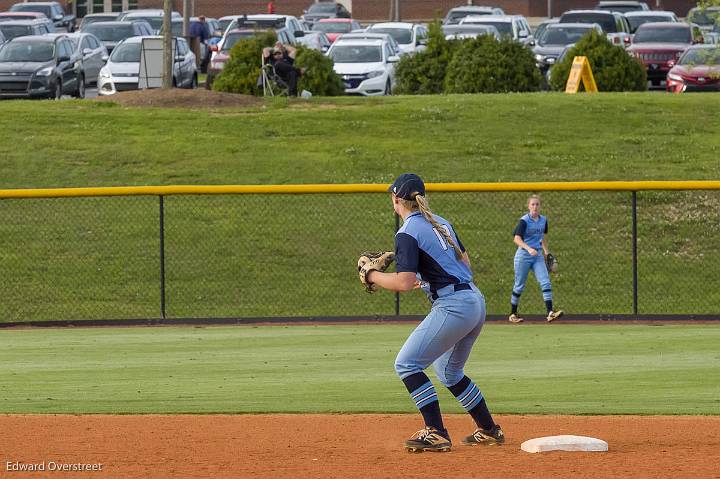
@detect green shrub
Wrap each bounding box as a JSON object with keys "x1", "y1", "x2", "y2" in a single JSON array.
[
  {"x1": 295, "y1": 46, "x2": 345, "y2": 96},
  {"x1": 549, "y1": 30, "x2": 647, "y2": 92},
  {"x1": 444, "y1": 35, "x2": 542, "y2": 93},
  {"x1": 394, "y1": 20, "x2": 460, "y2": 94},
  {"x1": 212, "y1": 30, "x2": 277, "y2": 95}
]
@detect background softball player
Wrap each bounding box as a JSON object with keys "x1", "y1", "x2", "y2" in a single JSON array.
[
  {"x1": 509, "y1": 195, "x2": 563, "y2": 323},
  {"x1": 362, "y1": 173, "x2": 504, "y2": 452}
]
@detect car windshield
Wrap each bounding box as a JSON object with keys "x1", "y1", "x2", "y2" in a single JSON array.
[
  {"x1": 0, "y1": 14, "x2": 39, "y2": 21},
  {"x1": 0, "y1": 41, "x2": 54, "y2": 61},
  {"x1": 81, "y1": 15, "x2": 116, "y2": 27},
  {"x1": 0, "y1": 25, "x2": 32, "y2": 40},
  {"x1": 446, "y1": 11, "x2": 490, "y2": 24},
  {"x1": 461, "y1": 20, "x2": 512, "y2": 36},
  {"x1": 633, "y1": 27, "x2": 690, "y2": 43},
  {"x1": 222, "y1": 31, "x2": 258, "y2": 50},
  {"x1": 129, "y1": 16, "x2": 163, "y2": 31},
  {"x1": 678, "y1": 47, "x2": 720, "y2": 65},
  {"x1": 312, "y1": 21, "x2": 352, "y2": 33},
  {"x1": 232, "y1": 18, "x2": 286, "y2": 29},
  {"x1": 367, "y1": 27, "x2": 412, "y2": 44},
  {"x1": 85, "y1": 24, "x2": 136, "y2": 41},
  {"x1": 687, "y1": 8, "x2": 720, "y2": 26},
  {"x1": 308, "y1": 3, "x2": 336, "y2": 13},
  {"x1": 627, "y1": 15, "x2": 674, "y2": 32},
  {"x1": 562, "y1": 14, "x2": 615, "y2": 32},
  {"x1": 10, "y1": 4, "x2": 53, "y2": 18},
  {"x1": 330, "y1": 44, "x2": 382, "y2": 62},
  {"x1": 109, "y1": 42, "x2": 140, "y2": 62},
  {"x1": 540, "y1": 26, "x2": 592, "y2": 45}
]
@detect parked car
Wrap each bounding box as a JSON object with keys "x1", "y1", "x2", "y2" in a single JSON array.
[
  {"x1": 311, "y1": 18, "x2": 362, "y2": 43},
  {"x1": 559, "y1": 10, "x2": 632, "y2": 47},
  {"x1": 45, "y1": 31, "x2": 107, "y2": 86},
  {"x1": 685, "y1": 6, "x2": 720, "y2": 33},
  {"x1": 98, "y1": 36, "x2": 197, "y2": 95},
  {"x1": 296, "y1": 30, "x2": 331, "y2": 52},
  {"x1": 624, "y1": 11, "x2": 679, "y2": 34},
  {"x1": 442, "y1": 23, "x2": 500, "y2": 40},
  {"x1": 0, "y1": 30, "x2": 5, "y2": 45},
  {"x1": 207, "y1": 28, "x2": 293, "y2": 89},
  {"x1": 0, "y1": 19, "x2": 52, "y2": 40},
  {"x1": 666, "y1": 44, "x2": 720, "y2": 92},
  {"x1": 365, "y1": 22, "x2": 429, "y2": 55},
  {"x1": 534, "y1": 23, "x2": 603, "y2": 77},
  {"x1": 302, "y1": 2, "x2": 351, "y2": 27},
  {"x1": 628, "y1": 22, "x2": 704, "y2": 86},
  {"x1": 459, "y1": 15, "x2": 534, "y2": 45},
  {"x1": 336, "y1": 31, "x2": 402, "y2": 56},
  {"x1": 83, "y1": 21, "x2": 154, "y2": 55},
  {"x1": 532, "y1": 18, "x2": 559, "y2": 45},
  {"x1": 443, "y1": 5, "x2": 505, "y2": 25},
  {"x1": 225, "y1": 14, "x2": 305, "y2": 42},
  {"x1": 0, "y1": 11, "x2": 50, "y2": 23},
  {"x1": 326, "y1": 37, "x2": 399, "y2": 95},
  {"x1": 0, "y1": 34, "x2": 83, "y2": 98},
  {"x1": 79, "y1": 13, "x2": 119, "y2": 31},
  {"x1": 116, "y1": 9, "x2": 181, "y2": 34},
  {"x1": 9, "y1": 1, "x2": 75, "y2": 31},
  {"x1": 594, "y1": 1, "x2": 649, "y2": 13}
]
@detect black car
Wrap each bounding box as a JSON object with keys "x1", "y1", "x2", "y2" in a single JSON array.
[
  {"x1": 302, "y1": 2, "x2": 351, "y2": 26},
  {"x1": 82, "y1": 21, "x2": 153, "y2": 54},
  {"x1": 0, "y1": 35, "x2": 84, "y2": 99},
  {"x1": 9, "y1": 1, "x2": 76, "y2": 32},
  {"x1": 79, "y1": 13, "x2": 119, "y2": 31},
  {"x1": 0, "y1": 19, "x2": 52, "y2": 40}
]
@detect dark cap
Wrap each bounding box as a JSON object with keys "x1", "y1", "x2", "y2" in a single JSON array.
[{"x1": 388, "y1": 173, "x2": 425, "y2": 201}]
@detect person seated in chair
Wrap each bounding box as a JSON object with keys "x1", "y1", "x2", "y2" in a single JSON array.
[{"x1": 262, "y1": 42, "x2": 305, "y2": 96}]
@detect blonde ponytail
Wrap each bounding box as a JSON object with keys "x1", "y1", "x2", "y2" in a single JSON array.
[{"x1": 413, "y1": 194, "x2": 464, "y2": 260}]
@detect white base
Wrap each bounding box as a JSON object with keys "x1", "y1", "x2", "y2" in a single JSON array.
[{"x1": 521, "y1": 435, "x2": 608, "y2": 453}]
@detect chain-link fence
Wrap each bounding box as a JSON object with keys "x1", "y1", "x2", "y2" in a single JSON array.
[{"x1": 1, "y1": 185, "x2": 719, "y2": 322}]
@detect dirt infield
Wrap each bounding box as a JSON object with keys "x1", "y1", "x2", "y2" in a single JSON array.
[{"x1": 1, "y1": 415, "x2": 718, "y2": 479}]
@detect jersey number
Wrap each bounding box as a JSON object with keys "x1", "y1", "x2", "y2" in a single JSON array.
[{"x1": 432, "y1": 225, "x2": 451, "y2": 251}]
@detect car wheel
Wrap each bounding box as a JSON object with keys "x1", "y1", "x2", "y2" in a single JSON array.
[
  {"x1": 384, "y1": 79, "x2": 392, "y2": 96},
  {"x1": 73, "y1": 75, "x2": 85, "y2": 99}
]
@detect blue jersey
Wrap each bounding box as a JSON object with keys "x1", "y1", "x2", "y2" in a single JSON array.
[
  {"x1": 394, "y1": 212, "x2": 472, "y2": 293},
  {"x1": 513, "y1": 214, "x2": 548, "y2": 250}
]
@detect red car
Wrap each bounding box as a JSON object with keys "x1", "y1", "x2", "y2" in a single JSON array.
[
  {"x1": 311, "y1": 18, "x2": 362, "y2": 43},
  {"x1": 667, "y1": 45, "x2": 720, "y2": 93},
  {"x1": 627, "y1": 22, "x2": 704, "y2": 86}
]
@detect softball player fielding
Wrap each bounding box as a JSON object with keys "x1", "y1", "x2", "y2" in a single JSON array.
[
  {"x1": 364, "y1": 173, "x2": 504, "y2": 453},
  {"x1": 509, "y1": 195, "x2": 564, "y2": 323}
]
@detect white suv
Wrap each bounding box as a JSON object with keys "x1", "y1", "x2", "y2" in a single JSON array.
[
  {"x1": 365, "y1": 22, "x2": 428, "y2": 55},
  {"x1": 326, "y1": 37, "x2": 400, "y2": 96},
  {"x1": 459, "y1": 14, "x2": 534, "y2": 45}
]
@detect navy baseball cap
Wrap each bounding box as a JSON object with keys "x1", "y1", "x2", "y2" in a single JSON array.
[{"x1": 388, "y1": 173, "x2": 425, "y2": 200}]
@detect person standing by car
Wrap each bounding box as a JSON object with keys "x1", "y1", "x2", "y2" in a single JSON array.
[
  {"x1": 509, "y1": 195, "x2": 563, "y2": 323},
  {"x1": 189, "y1": 16, "x2": 209, "y2": 68},
  {"x1": 262, "y1": 42, "x2": 304, "y2": 96}
]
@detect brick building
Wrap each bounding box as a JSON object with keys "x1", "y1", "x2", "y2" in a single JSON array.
[{"x1": 0, "y1": 0, "x2": 701, "y2": 23}]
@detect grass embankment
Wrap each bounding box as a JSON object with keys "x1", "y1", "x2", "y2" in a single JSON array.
[
  {"x1": 0, "y1": 324, "x2": 718, "y2": 414},
  {"x1": 0, "y1": 94, "x2": 719, "y2": 321}
]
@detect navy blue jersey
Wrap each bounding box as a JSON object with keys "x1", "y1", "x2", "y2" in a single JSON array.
[
  {"x1": 394, "y1": 212, "x2": 472, "y2": 293},
  {"x1": 513, "y1": 214, "x2": 548, "y2": 250}
]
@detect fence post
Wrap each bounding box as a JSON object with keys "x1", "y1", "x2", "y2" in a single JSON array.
[
  {"x1": 159, "y1": 195, "x2": 167, "y2": 319},
  {"x1": 632, "y1": 191, "x2": 638, "y2": 316},
  {"x1": 395, "y1": 212, "x2": 400, "y2": 316}
]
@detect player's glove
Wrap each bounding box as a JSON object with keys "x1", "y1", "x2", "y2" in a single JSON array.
[
  {"x1": 545, "y1": 253, "x2": 558, "y2": 273},
  {"x1": 357, "y1": 251, "x2": 395, "y2": 293}
]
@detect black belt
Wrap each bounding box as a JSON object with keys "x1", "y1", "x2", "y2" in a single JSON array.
[{"x1": 431, "y1": 283, "x2": 471, "y2": 300}]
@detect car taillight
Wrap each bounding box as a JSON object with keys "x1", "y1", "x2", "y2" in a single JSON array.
[{"x1": 623, "y1": 36, "x2": 631, "y2": 45}]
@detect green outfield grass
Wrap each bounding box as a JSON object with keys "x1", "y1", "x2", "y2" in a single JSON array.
[
  {"x1": 1, "y1": 93, "x2": 719, "y2": 321},
  {"x1": 0, "y1": 324, "x2": 718, "y2": 415}
]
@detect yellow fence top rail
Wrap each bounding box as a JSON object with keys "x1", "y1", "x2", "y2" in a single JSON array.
[{"x1": 2, "y1": 181, "x2": 720, "y2": 199}]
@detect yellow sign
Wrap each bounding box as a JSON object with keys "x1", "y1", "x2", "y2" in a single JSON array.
[{"x1": 565, "y1": 56, "x2": 598, "y2": 93}]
